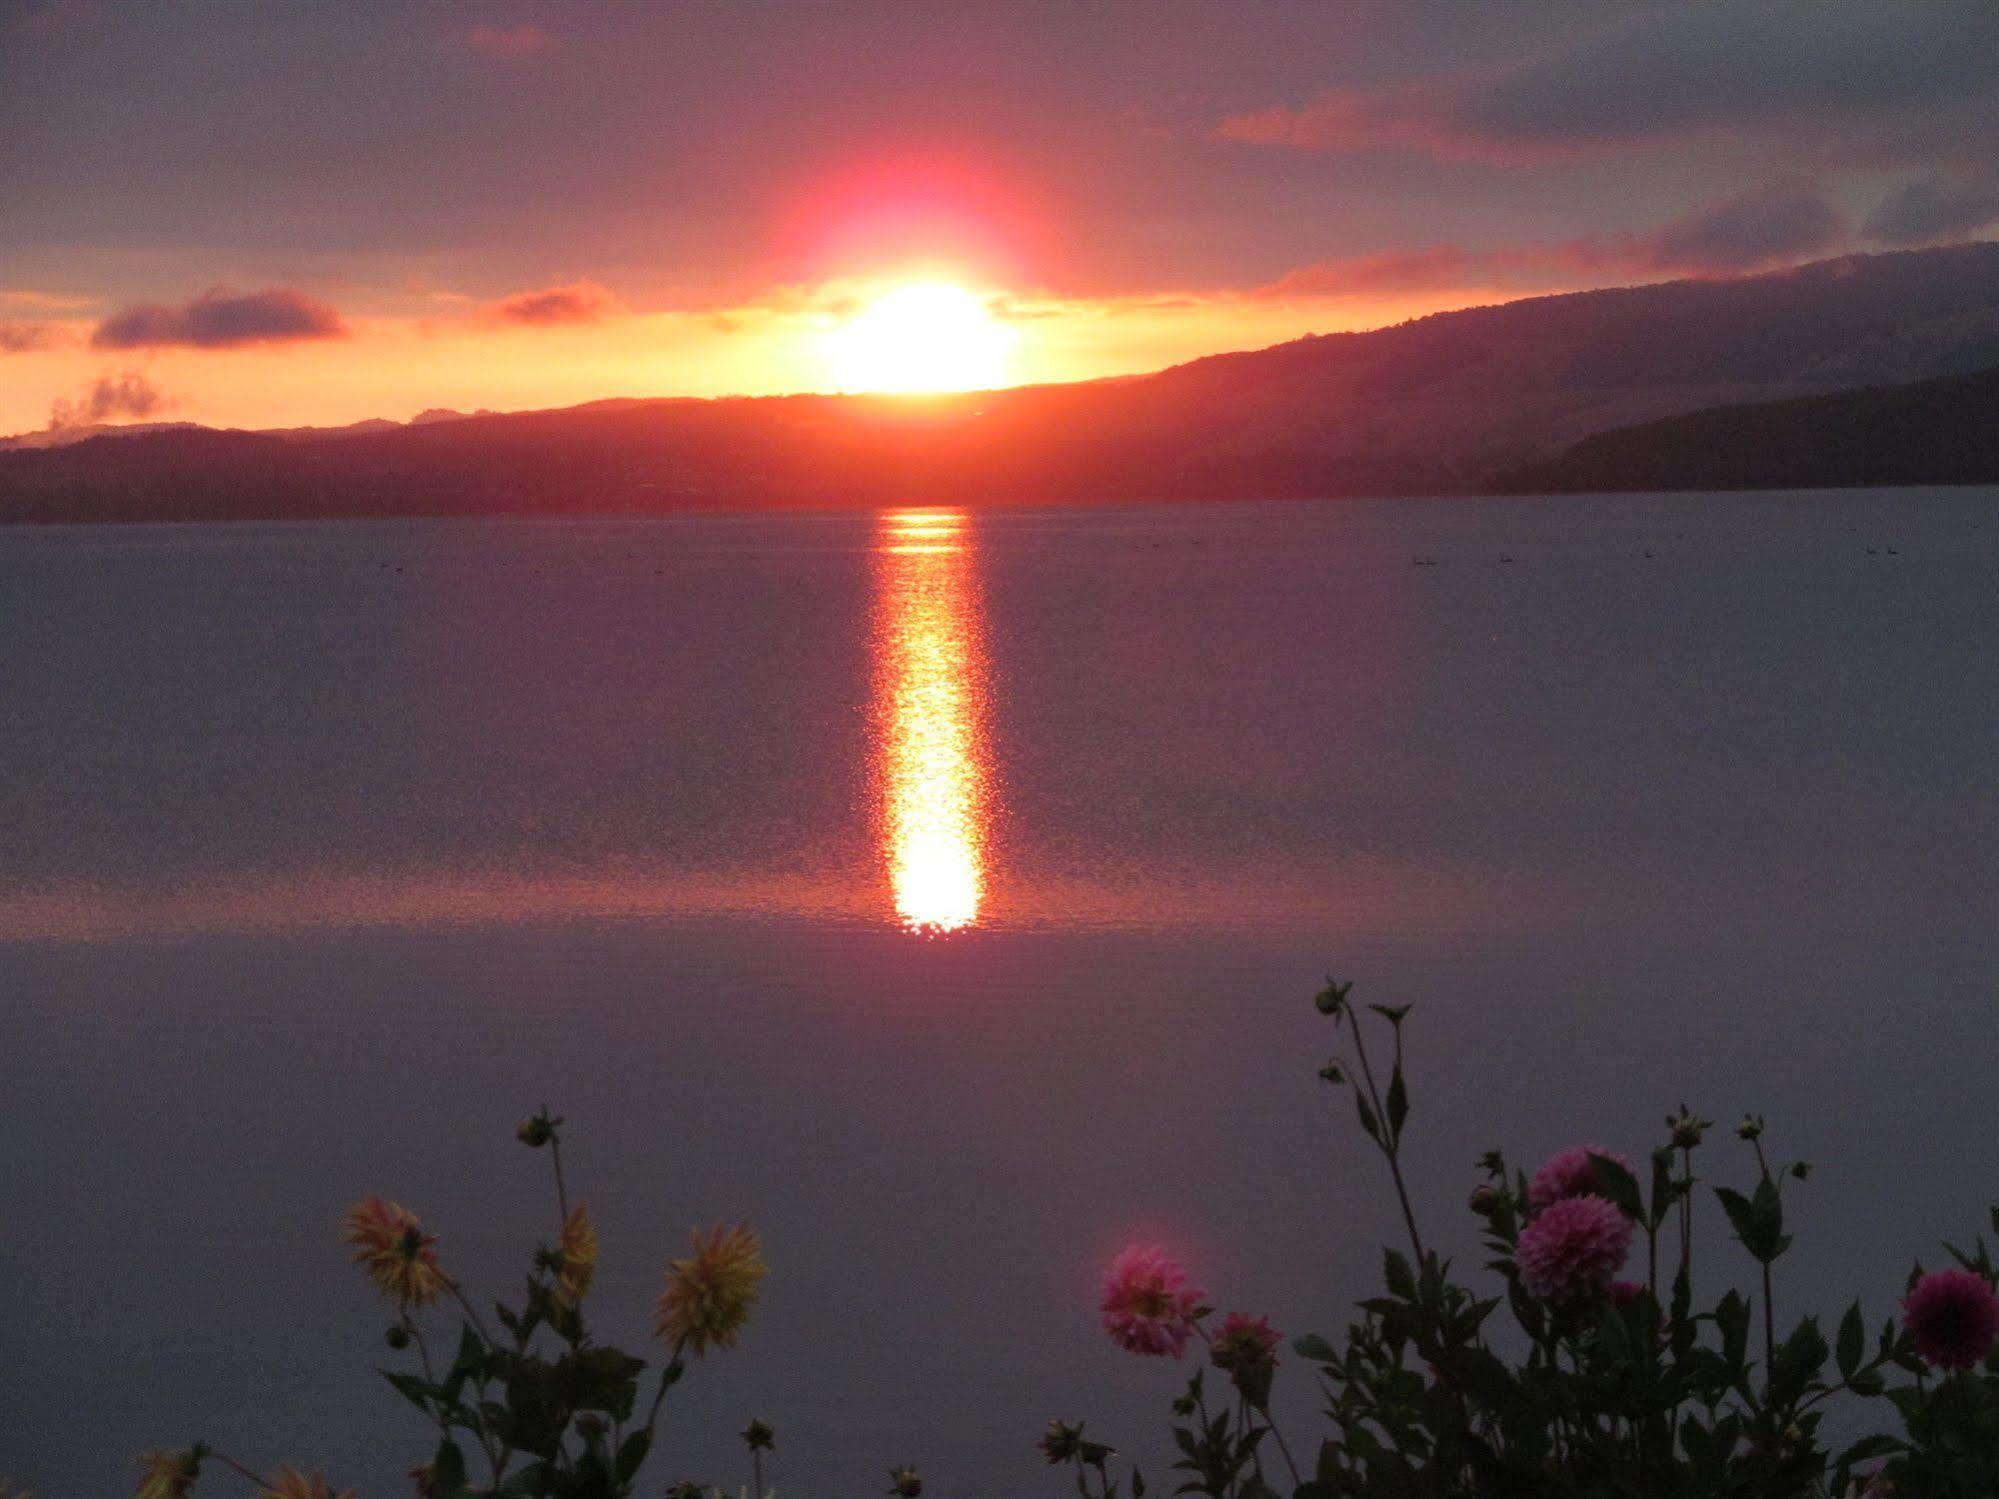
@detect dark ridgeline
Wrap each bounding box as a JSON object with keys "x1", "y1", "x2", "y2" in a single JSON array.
[
  {"x1": 1493, "y1": 364, "x2": 1999, "y2": 494},
  {"x1": 5, "y1": 241, "x2": 1999, "y2": 522}
]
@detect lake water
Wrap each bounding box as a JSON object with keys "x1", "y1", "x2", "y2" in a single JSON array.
[{"x1": 4, "y1": 492, "x2": 1997, "y2": 1495}]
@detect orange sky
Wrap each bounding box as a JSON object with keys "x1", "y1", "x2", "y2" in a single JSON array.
[
  {"x1": 0, "y1": 277, "x2": 1516, "y2": 436},
  {"x1": 5, "y1": 3, "x2": 1996, "y2": 437}
]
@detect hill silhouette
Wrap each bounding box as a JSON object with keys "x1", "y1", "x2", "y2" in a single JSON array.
[
  {"x1": 5, "y1": 242, "x2": 1999, "y2": 522},
  {"x1": 1493, "y1": 363, "x2": 1999, "y2": 494}
]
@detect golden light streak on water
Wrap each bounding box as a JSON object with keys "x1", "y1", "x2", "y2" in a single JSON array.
[{"x1": 871, "y1": 509, "x2": 991, "y2": 933}]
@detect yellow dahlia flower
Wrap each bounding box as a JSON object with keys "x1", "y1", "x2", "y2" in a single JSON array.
[
  {"x1": 135, "y1": 1450, "x2": 199, "y2": 1499},
  {"x1": 551, "y1": 1203, "x2": 597, "y2": 1308},
  {"x1": 257, "y1": 1470, "x2": 353, "y2": 1499},
  {"x1": 655, "y1": 1222, "x2": 766, "y2": 1354},
  {"x1": 342, "y1": 1195, "x2": 448, "y2": 1307}
]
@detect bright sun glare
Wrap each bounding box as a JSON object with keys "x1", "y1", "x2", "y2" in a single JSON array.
[{"x1": 823, "y1": 281, "x2": 1017, "y2": 394}]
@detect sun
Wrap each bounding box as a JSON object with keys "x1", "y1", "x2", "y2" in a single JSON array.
[{"x1": 822, "y1": 281, "x2": 1017, "y2": 394}]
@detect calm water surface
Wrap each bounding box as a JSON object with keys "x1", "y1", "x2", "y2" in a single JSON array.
[{"x1": 3, "y1": 493, "x2": 1996, "y2": 1494}]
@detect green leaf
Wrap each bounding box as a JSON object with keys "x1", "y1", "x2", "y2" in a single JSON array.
[
  {"x1": 1837, "y1": 1300, "x2": 1865, "y2": 1381},
  {"x1": 1354, "y1": 1090, "x2": 1382, "y2": 1146},
  {"x1": 429, "y1": 1438, "x2": 467, "y2": 1495},
  {"x1": 1383, "y1": 1249, "x2": 1416, "y2": 1301},
  {"x1": 1290, "y1": 1333, "x2": 1340, "y2": 1363},
  {"x1": 616, "y1": 1429, "x2": 652, "y2": 1485},
  {"x1": 1715, "y1": 1290, "x2": 1751, "y2": 1371},
  {"x1": 382, "y1": 1369, "x2": 436, "y2": 1414},
  {"x1": 1366, "y1": 1004, "x2": 1410, "y2": 1025},
  {"x1": 1385, "y1": 1066, "x2": 1409, "y2": 1141},
  {"x1": 1587, "y1": 1152, "x2": 1645, "y2": 1224}
]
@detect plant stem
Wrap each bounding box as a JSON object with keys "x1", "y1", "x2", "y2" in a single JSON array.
[
  {"x1": 551, "y1": 1132, "x2": 571, "y2": 1225},
  {"x1": 212, "y1": 1453, "x2": 275, "y2": 1491},
  {"x1": 1762, "y1": 1258, "x2": 1777, "y2": 1387},
  {"x1": 1344, "y1": 1010, "x2": 1425, "y2": 1264}
]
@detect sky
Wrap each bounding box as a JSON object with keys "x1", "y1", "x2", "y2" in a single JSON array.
[{"x1": 3, "y1": 0, "x2": 1999, "y2": 435}]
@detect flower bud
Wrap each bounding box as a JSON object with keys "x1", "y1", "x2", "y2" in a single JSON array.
[
  {"x1": 1317, "y1": 1061, "x2": 1344, "y2": 1085},
  {"x1": 385, "y1": 1324, "x2": 412, "y2": 1350},
  {"x1": 1467, "y1": 1183, "x2": 1501, "y2": 1216},
  {"x1": 575, "y1": 1413, "x2": 606, "y2": 1440},
  {"x1": 516, "y1": 1115, "x2": 554, "y2": 1148},
  {"x1": 1735, "y1": 1114, "x2": 1763, "y2": 1142},
  {"x1": 1666, "y1": 1106, "x2": 1711, "y2": 1150},
  {"x1": 742, "y1": 1418, "x2": 775, "y2": 1452},
  {"x1": 887, "y1": 1464, "x2": 923, "y2": 1497},
  {"x1": 1314, "y1": 979, "x2": 1352, "y2": 1015},
  {"x1": 1078, "y1": 1441, "x2": 1114, "y2": 1467}
]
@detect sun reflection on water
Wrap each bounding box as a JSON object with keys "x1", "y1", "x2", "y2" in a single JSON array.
[{"x1": 871, "y1": 509, "x2": 991, "y2": 933}]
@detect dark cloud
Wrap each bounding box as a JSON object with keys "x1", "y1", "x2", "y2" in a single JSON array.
[
  {"x1": 49, "y1": 371, "x2": 166, "y2": 428},
  {"x1": 1642, "y1": 182, "x2": 1848, "y2": 274},
  {"x1": 481, "y1": 280, "x2": 619, "y2": 326},
  {"x1": 465, "y1": 23, "x2": 551, "y2": 59},
  {"x1": 1864, "y1": 178, "x2": 1999, "y2": 248},
  {"x1": 0, "y1": 320, "x2": 64, "y2": 352},
  {"x1": 91, "y1": 287, "x2": 346, "y2": 350},
  {"x1": 1222, "y1": 3, "x2": 1999, "y2": 161}
]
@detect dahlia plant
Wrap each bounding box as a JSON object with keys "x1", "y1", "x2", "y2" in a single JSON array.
[
  {"x1": 1051, "y1": 981, "x2": 1999, "y2": 1498},
  {"x1": 132, "y1": 1108, "x2": 773, "y2": 1499}
]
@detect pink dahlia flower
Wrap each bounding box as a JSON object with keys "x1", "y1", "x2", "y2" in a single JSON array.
[
  {"x1": 1516, "y1": 1195, "x2": 1633, "y2": 1302},
  {"x1": 1608, "y1": 1280, "x2": 1645, "y2": 1310},
  {"x1": 1528, "y1": 1145, "x2": 1634, "y2": 1212},
  {"x1": 1100, "y1": 1246, "x2": 1205, "y2": 1357},
  {"x1": 1209, "y1": 1312, "x2": 1281, "y2": 1376},
  {"x1": 1903, "y1": 1267, "x2": 1999, "y2": 1371}
]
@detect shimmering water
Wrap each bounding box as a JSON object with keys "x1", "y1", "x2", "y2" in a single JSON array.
[{"x1": 3, "y1": 492, "x2": 1996, "y2": 1494}]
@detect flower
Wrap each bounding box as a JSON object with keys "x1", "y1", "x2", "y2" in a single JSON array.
[
  {"x1": 887, "y1": 1465, "x2": 923, "y2": 1497},
  {"x1": 258, "y1": 1470, "x2": 354, "y2": 1499},
  {"x1": 1608, "y1": 1279, "x2": 1645, "y2": 1309},
  {"x1": 1467, "y1": 1183, "x2": 1502, "y2": 1216},
  {"x1": 1040, "y1": 1420, "x2": 1086, "y2": 1464},
  {"x1": 342, "y1": 1195, "x2": 448, "y2": 1307},
  {"x1": 1100, "y1": 1245, "x2": 1206, "y2": 1357},
  {"x1": 1666, "y1": 1106, "x2": 1712, "y2": 1150},
  {"x1": 135, "y1": 1451, "x2": 200, "y2": 1499},
  {"x1": 1527, "y1": 1145, "x2": 1633, "y2": 1212},
  {"x1": 550, "y1": 1204, "x2": 597, "y2": 1308},
  {"x1": 742, "y1": 1418, "x2": 775, "y2": 1452},
  {"x1": 656, "y1": 1223, "x2": 767, "y2": 1354},
  {"x1": 1902, "y1": 1267, "x2": 1999, "y2": 1371},
  {"x1": 1209, "y1": 1312, "x2": 1281, "y2": 1377},
  {"x1": 1515, "y1": 1195, "x2": 1633, "y2": 1302}
]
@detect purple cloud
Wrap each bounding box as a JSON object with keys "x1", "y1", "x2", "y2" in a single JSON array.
[
  {"x1": 1221, "y1": 4, "x2": 1999, "y2": 161},
  {"x1": 1642, "y1": 182, "x2": 1848, "y2": 274},
  {"x1": 91, "y1": 286, "x2": 346, "y2": 350},
  {"x1": 1864, "y1": 177, "x2": 1999, "y2": 247}
]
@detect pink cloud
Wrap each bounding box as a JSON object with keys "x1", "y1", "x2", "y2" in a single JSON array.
[
  {"x1": 479, "y1": 279, "x2": 620, "y2": 326},
  {"x1": 465, "y1": 23, "x2": 552, "y2": 60},
  {"x1": 0, "y1": 321, "x2": 67, "y2": 352}
]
